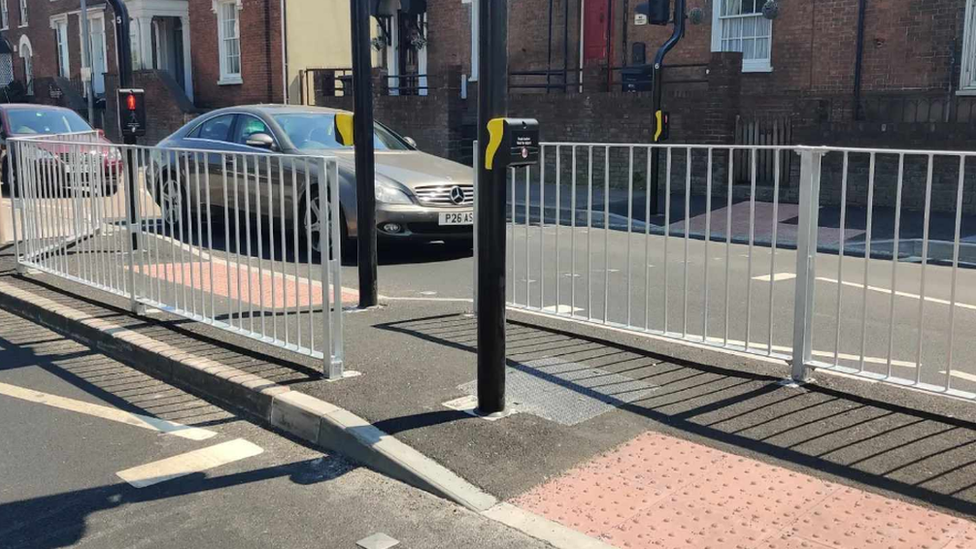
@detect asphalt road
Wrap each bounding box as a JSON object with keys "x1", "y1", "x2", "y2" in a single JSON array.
[{"x1": 0, "y1": 309, "x2": 548, "y2": 549}]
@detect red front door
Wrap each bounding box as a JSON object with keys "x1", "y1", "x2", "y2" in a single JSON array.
[{"x1": 583, "y1": 0, "x2": 613, "y2": 64}]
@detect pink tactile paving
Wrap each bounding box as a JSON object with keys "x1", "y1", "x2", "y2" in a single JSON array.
[
  {"x1": 511, "y1": 431, "x2": 976, "y2": 549},
  {"x1": 133, "y1": 261, "x2": 357, "y2": 307}
]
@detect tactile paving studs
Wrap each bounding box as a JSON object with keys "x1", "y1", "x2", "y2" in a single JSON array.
[
  {"x1": 790, "y1": 488, "x2": 968, "y2": 549},
  {"x1": 510, "y1": 430, "x2": 976, "y2": 549}
]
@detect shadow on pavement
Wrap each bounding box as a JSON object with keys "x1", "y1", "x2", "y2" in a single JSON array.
[
  {"x1": 0, "y1": 458, "x2": 353, "y2": 549},
  {"x1": 377, "y1": 313, "x2": 976, "y2": 517}
]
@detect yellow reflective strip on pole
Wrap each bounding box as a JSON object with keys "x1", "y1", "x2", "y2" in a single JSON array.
[
  {"x1": 654, "y1": 110, "x2": 663, "y2": 142},
  {"x1": 485, "y1": 118, "x2": 505, "y2": 170}
]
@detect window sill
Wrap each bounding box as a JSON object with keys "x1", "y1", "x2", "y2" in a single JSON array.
[
  {"x1": 217, "y1": 76, "x2": 242, "y2": 86},
  {"x1": 956, "y1": 88, "x2": 976, "y2": 96},
  {"x1": 17, "y1": 24, "x2": 28, "y2": 28},
  {"x1": 742, "y1": 62, "x2": 773, "y2": 73}
]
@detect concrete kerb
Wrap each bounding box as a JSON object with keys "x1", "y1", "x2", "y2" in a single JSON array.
[{"x1": 0, "y1": 280, "x2": 607, "y2": 549}]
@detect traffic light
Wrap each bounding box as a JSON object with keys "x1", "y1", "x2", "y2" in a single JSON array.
[{"x1": 117, "y1": 88, "x2": 146, "y2": 138}]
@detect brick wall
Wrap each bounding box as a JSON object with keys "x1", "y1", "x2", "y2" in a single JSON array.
[
  {"x1": 316, "y1": 68, "x2": 466, "y2": 161},
  {"x1": 189, "y1": 0, "x2": 284, "y2": 109}
]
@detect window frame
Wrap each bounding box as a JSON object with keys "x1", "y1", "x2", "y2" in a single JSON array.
[
  {"x1": 961, "y1": 0, "x2": 976, "y2": 93},
  {"x1": 17, "y1": 0, "x2": 26, "y2": 27},
  {"x1": 53, "y1": 17, "x2": 70, "y2": 78},
  {"x1": 215, "y1": 0, "x2": 242, "y2": 85},
  {"x1": 710, "y1": 0, "x2": 773, "y2": 73},
  {"x1": 1, "y1": 0, "x2": 9, "y2": 31}
]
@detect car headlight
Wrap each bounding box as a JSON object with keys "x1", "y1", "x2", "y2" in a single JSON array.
[{"x1": 374, "y1": 179, "x2": 413, "y2": 205}]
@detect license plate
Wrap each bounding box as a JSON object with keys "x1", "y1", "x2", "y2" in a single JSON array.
[{"x1": 438, "y1": 210, "x2": 474, "y2": 226}]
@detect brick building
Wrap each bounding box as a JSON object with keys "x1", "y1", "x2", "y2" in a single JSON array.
[{"x1": 0, "y1": 0, "x2": 288, "y2": 142}]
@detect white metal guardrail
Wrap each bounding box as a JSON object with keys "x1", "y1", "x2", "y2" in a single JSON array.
[
  {"x1": 9, "y1": 133, "x2": 344, "y2": 377},
  {"x1": 504, "y1": 142, "x2": 976, "y2": 401}
]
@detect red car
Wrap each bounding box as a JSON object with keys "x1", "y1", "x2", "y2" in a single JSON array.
[{"x1": 0, "y1": 104, "x2": 121, "y2": 196}]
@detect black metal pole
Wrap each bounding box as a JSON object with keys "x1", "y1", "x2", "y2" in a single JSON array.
[
  {"x1": 547, "y1": 0, "x2": 553, "y2": 93},
  {"x1": 105, "y1": 0, "x2": 140, "y2": 252},
  {"x1": 476, "y1": 0, "x2": 508, "y2": 415},
  {"x1": 563, "y1": 0, "x2": 569, "y2": 91},
  {"x1": 852, "y1": 0, "x2": 867, "y2": 121},
  {"x1": 649, "y1": 0, "x2": 685, "y2": 215},
  {"x1": 351, "y1": 0, "x2": 378, "y2": 308}
]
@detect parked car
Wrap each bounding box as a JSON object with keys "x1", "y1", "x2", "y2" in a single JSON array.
[
  {"x1": 150, "y1": 105, "x2": 474, "y2": 255},
  {"x1": 0, "y1": 104, "x2": 121, "y2": 196}
]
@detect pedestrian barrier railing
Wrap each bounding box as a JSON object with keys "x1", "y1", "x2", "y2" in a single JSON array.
[
  {"x1": 9, "y1": 134, "x2": 345, "y2": 378},
  {"x1": 503, "y1": 142, "x2": 976, "y2": 401}
]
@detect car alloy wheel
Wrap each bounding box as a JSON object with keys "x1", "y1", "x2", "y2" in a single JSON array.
[
  {"x1": 304, "y1": 193, "x2": 334, "y2": 257},
  {"x1": 160, "y1": 179, "x2": 183, "y2": 228}
]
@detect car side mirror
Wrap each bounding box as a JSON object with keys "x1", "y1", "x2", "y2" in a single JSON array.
[
  {"x1": 246, "y1": 132, "x2": 276, "y2": 150},
  {"x1": 403, "y1": 136, "x2": 417, "y2": 149}
]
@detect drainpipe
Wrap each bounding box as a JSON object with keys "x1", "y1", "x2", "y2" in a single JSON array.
[
  {"x1": 547, "y1": 0, "x2": 553, "y2": 93},
  {"x1": 852, "y1": 0, "x2": 867, "y2": 121},
  {"x1": 563, "y1": 0, "x2": 569, "y2": 90},
  {"x1": 280, "y1": 0, "x2": 289, "y2": 104},
  {"x1": 578, "y1": 0, "x2": 584, "y2": 92},
  {"x1": 80, "y1": 0, "x2": 95, "y2": 124},
  {"x1": 265, "y1": 0, "x2": 273, "y2": 102}
]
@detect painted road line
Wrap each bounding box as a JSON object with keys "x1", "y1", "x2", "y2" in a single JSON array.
[
  {"x1": 817, "y1": 276, "x2": 976, "y2": 311},
  {"x1": 754, "y1": 271, "x2": 976, "y2": 311},
  {"x1": 0, "y1": 381, "x2": 216, "y2": 441},
  {"x1": 753, "y1": 272, "x2": 797, "y2": 282},
  {"x1": 116, "y1": 439, "x2": 263, "y2": 488}
]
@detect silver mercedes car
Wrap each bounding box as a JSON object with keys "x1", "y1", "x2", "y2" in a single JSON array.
[{"x1": 152, "y1": 105, "x2": 473, "y2": 254}]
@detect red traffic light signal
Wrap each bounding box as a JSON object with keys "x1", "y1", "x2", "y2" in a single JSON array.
[{"x1": 117, "y1": 88, "x2": 146, "y2": 138}]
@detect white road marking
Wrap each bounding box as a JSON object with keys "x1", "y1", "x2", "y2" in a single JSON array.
[
  {"x1": 752, "y1": 272, "x2": 797, "y2": 282},
  {"x1": 116, "y1": 439, "x2": 263, "y2": 488},
  {"x1": 815, "y1": 276, "x2": 976, "y2": 311},
  {"x1": 0, "y1": 381, "x2": 216, "y2": 441},
  {"x1": 753, "y1": 272, "x2": 976, "y2": 311},
  {"x1": 541, "y1": 305, "x2": 586, "y2": 314},
  {"x1": 381, "y1": 296, "x2": 473, "y2": 303},
  {"x1": 939, "y1": 370, "x2": 976, "y2": 383}
]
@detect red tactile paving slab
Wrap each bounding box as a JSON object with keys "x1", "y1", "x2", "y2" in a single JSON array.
[
  {"x1": 134, "y1": 261, "x2": 357, "y2": 307},
  {"x1": 511, "y1": 431, "x2": 976, "y2": 549}
]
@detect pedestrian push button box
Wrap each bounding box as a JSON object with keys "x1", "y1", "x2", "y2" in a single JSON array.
[{"x1": 485, "y1": 118, "x2": 540, "y2": 170}]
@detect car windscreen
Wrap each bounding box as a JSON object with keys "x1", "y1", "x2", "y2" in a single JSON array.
[
  {"x1": 6, "y1": 109, "x2": 93, "y2": 135},
  {"x1": 272, "y1": 113, "x2": 412, "y2": 152}
]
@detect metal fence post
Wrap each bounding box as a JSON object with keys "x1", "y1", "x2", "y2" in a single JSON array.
[
  {"x1": 791, "y1": 146, "x2": 826, "y2": 382},
  {"x1": 320, "y1": 156, "x2": 344, "y2": 379},
  {"x1": 472, "y1": 140, "x2": 479, "y2": 316},
  {"x1": 124, "y1": 146, "x2": 145, "y2": 314}
]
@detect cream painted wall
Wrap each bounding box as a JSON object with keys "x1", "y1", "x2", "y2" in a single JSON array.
[{"x1": 285, "y1": 0, "x2": 380, "y2": 104}]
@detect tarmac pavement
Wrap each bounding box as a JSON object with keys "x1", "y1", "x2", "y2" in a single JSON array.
[{"x1": 0, "y1": 307, "x2": 551, "y2": 549}]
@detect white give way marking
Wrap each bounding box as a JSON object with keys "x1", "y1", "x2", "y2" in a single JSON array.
[
  {"x1": 753, "y1": 272, "x2": 976, "y2": 311},
  {"x1": 116, "y1": 439, "x2": 264, "y2": 488},
  {"x1": 0, "y1": 381, "x2": 216, "y2": 441}
]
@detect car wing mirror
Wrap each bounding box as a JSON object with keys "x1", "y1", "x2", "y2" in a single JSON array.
[
  {"x1": 245, "y1": 132, "x2": 276, "y2": 150},
  {"x1": 403, "y1": 136, "x2": 417, "y2": 149}
]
